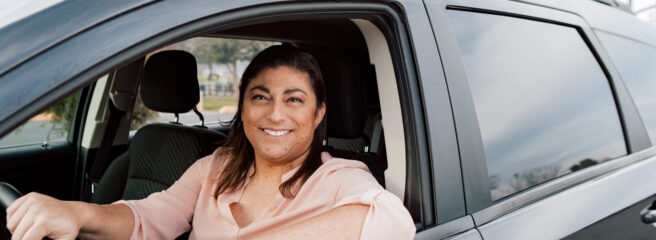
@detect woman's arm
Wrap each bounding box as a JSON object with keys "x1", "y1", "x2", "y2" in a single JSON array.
[
  {"x1": 6, "y1": 192, "x2": 133, "y2": 240},
  {"x1": 254, "y1": 204, "x2": 369, "y2": 240}
]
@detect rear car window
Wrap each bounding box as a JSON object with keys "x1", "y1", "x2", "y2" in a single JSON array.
[
  {"x1": 596, "y1": 31, "x2": 656, "y2": 144},
  {"x1": 130, "y1": 37, "x2": 278, "y2": 130},
  {"x1": 448, "y1": 11, "x2": 627, "y2": 200}
]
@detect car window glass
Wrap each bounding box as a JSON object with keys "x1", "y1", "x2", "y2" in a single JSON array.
[
  {"x1": 596, "y1": 31, "x2": 656, "y2": 144},
  {"x1": 448, "y1": 11, "x2": 627, "y2": 200},
  {"x1": 130, "y1": 37, "x2": 278, "y2": 130},
  {"x1": 0, "y1": 90, "x2": 80, "y2": 149}
]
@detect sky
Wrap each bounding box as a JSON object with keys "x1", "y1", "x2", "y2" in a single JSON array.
[
  {"x1": 0, "y1": 0, "x2": 61, "y2": 29},
  {"x1": 618, "y1": 0, "x2": 656, "y2": 24}
]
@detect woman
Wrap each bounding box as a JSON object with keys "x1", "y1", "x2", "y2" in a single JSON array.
[{"x1": 6, "y1": 45, "x2": 415, "y2": 239}]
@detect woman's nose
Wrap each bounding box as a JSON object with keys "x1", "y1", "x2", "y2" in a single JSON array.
[{"x1": 267, "y1": 101, "x2": 285, "y2": 122}]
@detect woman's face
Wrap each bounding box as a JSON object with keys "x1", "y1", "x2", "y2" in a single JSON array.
[{"x1": 242, "y1": 66, "x2": 325, "y2": 165}]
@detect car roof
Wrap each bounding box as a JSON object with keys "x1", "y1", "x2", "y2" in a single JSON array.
[
  {"x1": 521, "y1": 0, "x2": 656, "y2": 46},
  {"x1": 0, "y1": 0, "x2": 153, "y2": 78}
]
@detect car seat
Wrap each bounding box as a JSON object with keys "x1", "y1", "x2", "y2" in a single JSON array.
[
  {"x1": 315, "y1": 48, "x2": 388, "y2": 187},
  {"x1": 90, "y1": 50, "x2": 226, "y2": 204}
]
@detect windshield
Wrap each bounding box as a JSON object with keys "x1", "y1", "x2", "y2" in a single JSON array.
[{"x1": 0, "y1": 0, "x2": 62, "y2": 29}]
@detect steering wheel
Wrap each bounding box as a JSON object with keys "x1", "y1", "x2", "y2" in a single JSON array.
[
  {"x1": 0, "y1": 182, "x2": 22, "y2": 239},
  {"x1": 0, "y1": 182, "x2": 21, "y2": 210}
]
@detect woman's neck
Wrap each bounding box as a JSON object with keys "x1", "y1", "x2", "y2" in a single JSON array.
[{"x1": 252, "y1": 150, "x2": 309, "y2": 182}]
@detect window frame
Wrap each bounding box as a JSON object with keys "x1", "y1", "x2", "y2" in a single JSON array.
[
  {"x1": 426, "y1": 0, "x2": 651, "y2": 225},
  {"x1": 595, "y1": 30, "x2": 656, "y2": 143}
]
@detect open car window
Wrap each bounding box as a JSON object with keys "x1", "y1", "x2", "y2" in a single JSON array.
[
  {"x1": 130, "y1": 37, "x2": 279, "y2": 130},
  {"x1": 0, "y1": 89, "x2": 81, "y2": 149}
]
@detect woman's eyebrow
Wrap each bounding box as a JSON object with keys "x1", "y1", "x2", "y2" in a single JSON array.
[
  {"x1": 284, "y1": 88, "x2": 307, "y2": 95},
  {"x1": 248, "y1": 85, "x2": 269, "y2": 93}
]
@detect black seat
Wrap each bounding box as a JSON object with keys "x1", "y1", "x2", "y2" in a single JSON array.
[
  {"x1": 314, "y1": 48, "x2": 388, "y2": 187},
  {"x1": 91, "y1": 50, "x2": 226, "y2": 203}
]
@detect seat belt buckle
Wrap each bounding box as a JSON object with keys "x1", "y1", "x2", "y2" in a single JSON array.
[{"x1": 85, "y1": 173, "x2": 100, "y2": 194}]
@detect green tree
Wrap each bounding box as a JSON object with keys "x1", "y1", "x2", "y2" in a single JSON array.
[
  {"x1": 171, "y1": 38, "x2": 275, "y2": 99},
  {"x1": 130, "y1": 91, "x2": 159, "y2": 130},
  {"x1": 44, "y1": 93, "x2": 79, "y2": 132},
  {"x1": 211, "y1": 39, "x2": 272, "y2": 99}
]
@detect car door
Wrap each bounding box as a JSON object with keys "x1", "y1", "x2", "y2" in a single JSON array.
[
  {"x1": 424, "y1": 0, "x2": 656, "y2": 239},
  {"x1": 0, "y1": 89, "x2": 86, "y2": 200},
  {"x1": 0, "y1": 1, "x2": 462, "y2": 239}
]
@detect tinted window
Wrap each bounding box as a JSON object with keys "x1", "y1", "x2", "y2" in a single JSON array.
[
  {"x1": 448, "y1": 11, "x2": 626, "y2": 200},
  {"x1": 596, "y1": 31, "x2": 656, "y2": 143}
]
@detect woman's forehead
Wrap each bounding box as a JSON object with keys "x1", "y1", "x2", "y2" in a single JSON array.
[{"x1": 248, "y1": 66, "x2": 313, "y2": 93}]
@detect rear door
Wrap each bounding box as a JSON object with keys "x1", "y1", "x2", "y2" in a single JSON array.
[
  {"x1": 564, "y1": 7, "x2": 656, "y2": 239},
  {"x1": 424, "y1": 0, "x2": 656, "y2": 239}
]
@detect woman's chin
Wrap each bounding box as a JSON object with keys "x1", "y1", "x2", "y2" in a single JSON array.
[
  {"x1": 255, "y1": 147, "x2": 308, "y2": 165},
  {"x1": 258, "y1": 149, "x2": 291, "y2": 161}
]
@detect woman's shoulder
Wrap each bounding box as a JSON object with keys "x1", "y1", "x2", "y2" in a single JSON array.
[
  {"x1": 315, "y1": 151, "x2": 381, "y2": 188},
  {"x1": 192, "y1": 147, "x2": 230, "y2": 180},
  {"x1": 318, "y1": 151, "x2": 368, "y2": 172}
]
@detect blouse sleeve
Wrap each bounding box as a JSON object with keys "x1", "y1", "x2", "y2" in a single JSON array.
[
  {"x1": 330, "y1": 164, "x2": 416, "y2": 240},
  {"x1": 113, "y1": 154, "x2": 210, "y2": 240}
]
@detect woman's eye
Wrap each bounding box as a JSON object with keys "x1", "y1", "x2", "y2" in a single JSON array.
[
  {"x1": 252, "y1": 95, "x2": 268, "y2": 101},
  {"x1": 288, "y1": 97, "x2": 304, "y2": 103}
]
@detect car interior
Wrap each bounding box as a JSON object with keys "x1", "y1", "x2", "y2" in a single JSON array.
[{"x1": 0, "y1": 15, "x2": 413, "y2": 238}]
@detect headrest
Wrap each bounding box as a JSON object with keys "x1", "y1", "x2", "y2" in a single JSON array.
[
  {"x1": 140, "y1": 50, "x2": 199, "y2": 113},
  {"x1": 319, "y1": 49, "x2": 373, "y2": 139}
]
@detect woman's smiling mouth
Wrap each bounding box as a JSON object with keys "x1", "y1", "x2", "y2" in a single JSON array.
[{"x1": 262, "y1": 128, "x2": 292, "y2": 136}]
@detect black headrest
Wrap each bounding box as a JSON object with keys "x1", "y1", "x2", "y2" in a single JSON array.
[
  {"x1": 318, "y1": 49, "x2": 373, "y2": 139},
  {"x1": 140, "y1": 50, "x2": 199, "y2": 113}
]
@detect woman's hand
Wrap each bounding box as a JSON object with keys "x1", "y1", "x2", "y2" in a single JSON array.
[{"x1": 6, "y1": 192, "x2": 82, "y2": 240}]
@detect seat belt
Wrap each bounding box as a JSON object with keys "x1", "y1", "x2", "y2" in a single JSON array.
[{"x1": 85, "y1": 101, "x2": 126, "y2": 197}]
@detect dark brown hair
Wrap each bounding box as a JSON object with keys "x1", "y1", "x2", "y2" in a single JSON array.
[{"x1": 214, "y1": 45, "x2": 327, "y2": 198}]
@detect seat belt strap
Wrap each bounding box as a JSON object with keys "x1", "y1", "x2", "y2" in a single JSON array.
[{"x1": 86, "y1": 101, "x2": 126, "y2": 193}]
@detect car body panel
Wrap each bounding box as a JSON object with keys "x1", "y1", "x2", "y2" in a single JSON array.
[
  {"x1": 0, "y1": 0, "x2": 153, "y2": 77},
  {"x1": 564, "y1": 194, "x2": 656, "y2": 239},
  {"x1": 478, "y1": 150, "x2": 656, "y2": 239},
  {"x1": 398, "y1": 0, "x2": 466, "y2": 224},
  {"x1": 415, "y1": 216, "x2": 476, "y2": 239},
  {"x1": 521, "y1": 0, "x2": 656, "y2": 45}
]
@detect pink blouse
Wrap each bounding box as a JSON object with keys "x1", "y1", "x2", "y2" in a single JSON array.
[{"x1": 116, "y1": 150, "x2": 415, "y2": 239}]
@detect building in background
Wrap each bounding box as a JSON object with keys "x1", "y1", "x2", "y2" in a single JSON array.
[{"x1": 617, "y1": 0, "x2": 656, "y2": 24}]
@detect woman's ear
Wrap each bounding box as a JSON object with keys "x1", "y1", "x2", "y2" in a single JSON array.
[{"x1": 315, "y1": 102, "x2": 326, "y2": 128}]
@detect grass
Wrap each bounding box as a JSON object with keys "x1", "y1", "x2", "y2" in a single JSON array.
[
  {"x1": 197, "y1": 74, "x2": 209, "y2": 84},
  {"x1": 202, "y1": 96, "x2": 237, "y2": 110}
]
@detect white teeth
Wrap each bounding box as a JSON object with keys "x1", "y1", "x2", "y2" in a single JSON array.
[{"x1": 263, "y1": 129, "x2": 290, "y2": 136}]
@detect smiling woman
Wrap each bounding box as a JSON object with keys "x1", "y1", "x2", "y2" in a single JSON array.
[
  {"x1": 6, "y1": 45, "x2": 415, "y2": 240},
  {"x1": 218, "y1": 45, "x2": 327, "y2": 200}
]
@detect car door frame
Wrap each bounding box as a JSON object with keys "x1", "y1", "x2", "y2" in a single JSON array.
[{"x1": 392, "y1": 0, "x2": 481, "y2": 239}]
